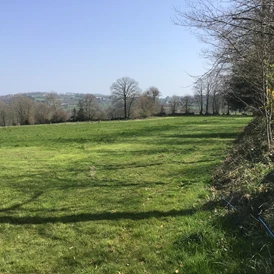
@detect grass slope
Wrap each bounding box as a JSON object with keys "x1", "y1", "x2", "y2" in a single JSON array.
[{"x1": 0, "y1": 116, "x2": 251, "y2": 273}]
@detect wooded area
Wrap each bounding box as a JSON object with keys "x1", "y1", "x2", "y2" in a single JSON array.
[{"x1": 174, "y1": 0, "x2": 274, "y2": 149}]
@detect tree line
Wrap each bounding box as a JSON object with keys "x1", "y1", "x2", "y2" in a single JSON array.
[
  {"x1": 0, "y1": 93, "x2": 68, "y2": 126},
  {"x1": 0, "y1": 75, "x2": 240, "y2": 127},
  {"x1": 174, "y1": 0, "x2": 274, "y2": 150}
]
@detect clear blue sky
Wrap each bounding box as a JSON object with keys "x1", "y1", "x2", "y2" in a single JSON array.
[{"x1": 0, "y1": 0, "x2": 206, "y2": 97}]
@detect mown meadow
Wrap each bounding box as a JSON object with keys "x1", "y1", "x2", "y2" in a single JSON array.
[{"x1": 0, "y1": 116, "x2": 254, "y2": 273}]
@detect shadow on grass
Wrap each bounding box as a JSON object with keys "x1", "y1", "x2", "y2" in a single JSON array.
[
  {"x1": 165, "y1": 132, "x2": 241, "y2": 139},
  {"x1": 0, "y1": 208, "x2": 196, "y2": 225},
  {"x1": 0, "y1": 170, "x2": 168, "y2": 192},
  {"x1": 173, "y1": 194, "x2": 274, "y2": 274},
  {"x1": 30, "y1": 124, "x2": 176, "y2": 146},
  {"x1": 217, "y1": 169, "x2": 274, "y2": 233},
  {"x1": 7, "y1": 122, "x2": 241, "y2": 148},
  {"x1": 179, "y1": 169, "x2": 274, "y2": 274},
  {"x1": 95, "y1": 162, "x2": 163, "y2": 170},
  {"x1": 86, "y1": 180, "x2": 166, "y2": 188},
  {"x1": 0, "y1": 192, "x2": 43, "y2": 212},
  {"x1": 94, "y1": 159, "x2": 218, "y2": 171}
]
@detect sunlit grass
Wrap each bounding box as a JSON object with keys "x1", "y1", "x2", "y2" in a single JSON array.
[{"x1": 0, "y1": 116, "x2": 251, "y2": 273}]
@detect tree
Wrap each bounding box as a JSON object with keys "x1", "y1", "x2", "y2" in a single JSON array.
[
  {"x1": 71, "y1": 108, "x2": 77, "y2": 122},
  {"x1": 169, "y1": 95, "x2": 181, "y2": 115},
  {"x1": 174, "y1": 0, "x2": 274, "y2": 149},
  {"x1": 76, "y1": 100, "x2": 85, "y2": 121},
  {"x1": 76, "y1": 94, "x2": 99, "y2": 121},
  {"x1": 0, "y1": 101, "x2": 9, "y2": 126},
  {"x1": 110, "y1": 77, "x2": 141, "y2": 119},
  {"x1": 46, "y1": 91, "x2": 67, "y2": 123},
  {"x1": 46, "y1": 91, "x2": 59, "y2": 111},
  {"x1": 193, "y1": 78, "x2": 204, "y2": 115},
  {"x1": 134, "y1": 87, "x2": 162, "y2": 117},
  {"x1": 75, "y1": 94, "x2": 105, "y2": 121},
  {"x1": 34, "y1": 102, "x2": 52, "y2": 124},
  {"x1": 144, "y1": 86, "x2": 161, "y2": 115},
  {"x1": 145, "y1": 86, "x2": 161, "y2": 103},
  {"x1": 10, "y1": 95, "x2": 35, "y2": 125},
  {"x1": 135, "y1": 93, "x2": 155, "y2": 118},
  {"x1": 106, "y1": 101, "x2": 124, "y2": 120},
  {"x1": 82, "y1": 94, "x2": 98, "y2": 120},
  {"x1": 204, "y1": 73, "x2": 218, "y2": 115},
  {"x1": 181, "y1": 95, "x2": 193, "y2": 114}
]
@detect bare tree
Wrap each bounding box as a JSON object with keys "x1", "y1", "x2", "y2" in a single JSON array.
[
  {"x1": 75, "y1": 94, "x2": 105, "y2": 121},
  {"x1": 46, "y1": 91, "x2": 68, "y2": 123},
  {"x1": 35, "y1": 102, "x2": 52, "y2": 124},
  {"x1": 0, "y1": 101, "x2": 10, "y2": 126},
  {"x1": 110, "y1": 77, "x2": 141, "y2": 119},
  {"x1": 46, "y1": 91, "x2": 60, "y2": 122},
  {"x1": 169, "y1": 95, "x2": 181, "y2": 115},
  {"x1": 134, "y1": 92, "x2": 159, "y2": 118},
  {"x1": 181, "y1": 95, "x2": 193, "y2": 114},
  {"x1": 194, "y1": 78, "x2": 204, "y2": 115},
  {"x1": 10, "y1": 95, "x2": 35, "y2": 125},
  {"x1": 46, "y1": 91, "x2": 59, "y2": 111},
  {"x1": 82, "y1": 94, "x2": 98, "y2": 120},
  {"x1": 145, "y1": 86, "x2": 161, "y2": 103},
  {"x1": 106, "y1": 100, "x2": 124, "y2": 120},
  {"x1": 205, "y1": 79, "x2": 212, "y2": 115},
  {"x1": 135, "y1": 94, "x2": 154, "y2": 118},
  {"x1": 174, "y1": 0, "x2": 274, "y2": 149},
  {"x1": 136, "y1": 87, "x2": 162, "y2": 116}
]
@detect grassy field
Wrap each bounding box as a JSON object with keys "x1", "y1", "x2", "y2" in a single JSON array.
[{"x1": 0, "y1": 116, "x2": 254, "y2": 273}]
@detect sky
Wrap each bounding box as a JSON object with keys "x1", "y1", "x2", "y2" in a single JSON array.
[{"x1": 0, "y1": 0, "x2": 207, "y2": 97}]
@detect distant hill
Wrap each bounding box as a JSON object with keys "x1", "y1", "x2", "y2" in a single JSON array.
[{"x1": 0, "y1": 92, "x2": 112, "y2": 111}]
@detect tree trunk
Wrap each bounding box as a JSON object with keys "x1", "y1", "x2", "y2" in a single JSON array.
[
  {"x1": 205, "y1": 83, "x2": 210, "y2": 114},
  {"x1": 124, "y1": 95, "x2": 127, "y2": 119},
  {"x1": 200, "y1": 93, "x2": 203, "y2": 115}
]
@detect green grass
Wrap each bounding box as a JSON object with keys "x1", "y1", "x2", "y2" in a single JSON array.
[{"x1": 0, "y1": 116, "x2": 253, "y2": 273}]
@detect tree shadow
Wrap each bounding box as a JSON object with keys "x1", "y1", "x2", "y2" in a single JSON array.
[
  {"x1": 185, "y1": 169, "x2": 274, "y2": 273},
  {"x1": 174, "y1": 187, "x2": 274, "y2": 274},
  {"x1": 0, "y1": 208, "x2": 196, "y2": 225},
  {"x1": 95, "y1": 162, "x2": 163, "y2": 170},
  {"x1": 0, "y1": 170, "x2": 167, "y2": 193},
  {"x1": 165, "y1": 132, "x2": 240, "y2": 139},
  {"x1": 0, "y1": 192, "x2": 43, "y2": 212}
]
